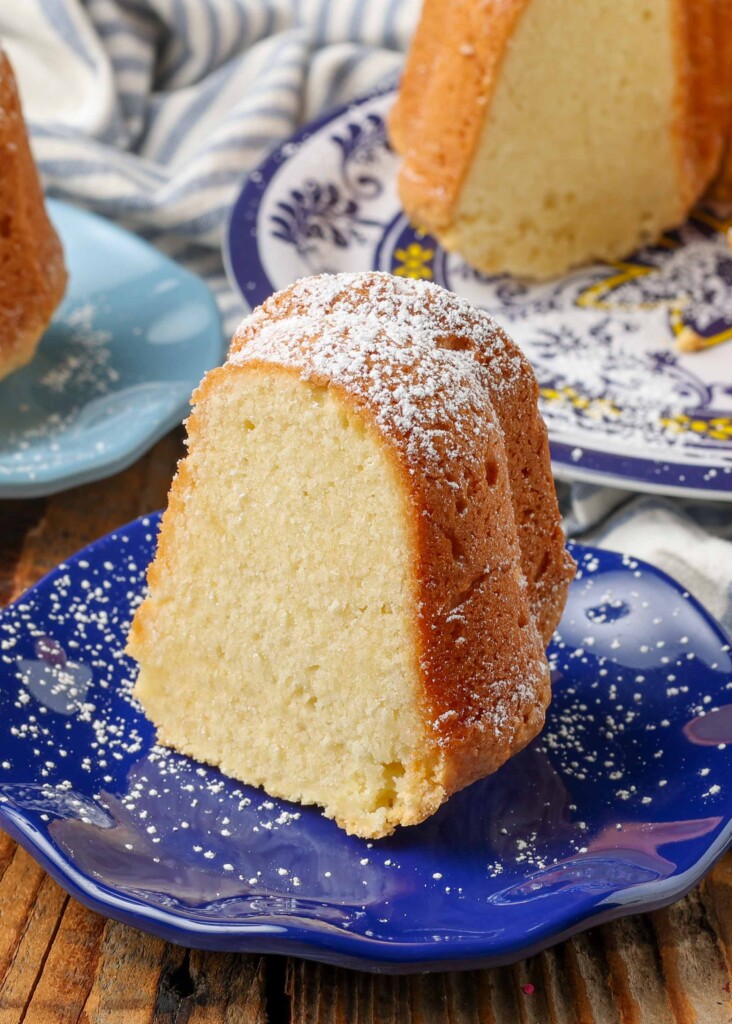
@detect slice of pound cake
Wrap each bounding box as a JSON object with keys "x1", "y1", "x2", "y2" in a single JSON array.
[{"x1": 127, "y1": 273, "x2": 574, "y2": 838}]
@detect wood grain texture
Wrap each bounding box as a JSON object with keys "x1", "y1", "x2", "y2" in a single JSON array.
[
  {"x1": 0, "y1": 500, "x2": 44, "y2": 606},
  {"x1": 76, "y1": 920, "x2": 171, "y2": 1024},
  {"x1": 2, "y1": 430, "x2": 732, "y2": 1023},
  {"x1": 21, "y1": 897, "x2": 107, "y2": 1024},
  {"x1": 284, "y1": 919, "x2": 732, "y2": 1024},
  {"x1": 0, "y1": 867, "x2": 67, "y2": 1024},
  {"x1": 0, "y1": 846, "x2": 49, "y2": 990}
]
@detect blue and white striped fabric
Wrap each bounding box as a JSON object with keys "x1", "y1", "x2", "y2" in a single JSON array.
[
  {"x1": 2, "y1": 0, "x2": 731, "y2": 628},
  {"x1": 559, "y1": 484, "x2": 732, "y2": 636},
  {"x1": 0, "y1": 0, "x2": 418, "y2": 334}
]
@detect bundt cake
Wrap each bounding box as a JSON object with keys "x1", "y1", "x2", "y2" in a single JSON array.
[
  {"x1": 389, "y1": 0, "x2": 732, "y2": 280},
  {"x1": 0, "y1": 48, "x2": 67, "y2": 381},
  {"x1": 127, "y1": 272, "x2": 575, "y2": 839}
]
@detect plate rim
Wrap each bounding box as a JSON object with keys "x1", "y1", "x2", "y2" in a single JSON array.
[
  {"x1": 0, "y1": 200, "x2": 224, "y2": 500},
  {"x1": 2, "y1": 800, "x2": 731, "y2": 973},
  {"x1": 223, "y1": 89, "x2": 732, "y2": 503},
  {"x1": 2, "y1": 513, "x2": 732, "y2": 972}
]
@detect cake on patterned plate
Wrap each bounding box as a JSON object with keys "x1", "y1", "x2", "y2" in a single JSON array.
[{"x1": 389, "y1": 0, "x2": 732, "y2": 280}]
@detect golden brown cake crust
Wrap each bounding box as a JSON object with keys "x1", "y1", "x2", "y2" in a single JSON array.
[
  {"x1": 0, "y1": 49, "x2": 67, "y2": 380},
  {"x1": 388, "y1": 0, "x2": 529, "y2": 232},
  {"x1": 672, "y1": 0, "x2": 731, "y2": 206},
  {"x1": 228, "y1": 273, "x2": 574, "y2": 805},
  {"x1": 708, "y1": 0, "x2": 732, "y2": 201},
  {"x1": 480, "y1": 344, "x2": 575, "y2": 646}
]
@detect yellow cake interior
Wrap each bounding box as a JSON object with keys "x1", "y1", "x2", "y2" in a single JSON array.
[
  {"x1": 129, "y1": 366, "x2": 444, "y2": 837},
  {"x1": 446, "y1": 0, "x2": 681, "y2": 279}
]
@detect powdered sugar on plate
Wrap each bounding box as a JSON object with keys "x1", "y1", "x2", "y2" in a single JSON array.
[
  {"x1": 0, "y1": 198, "x2": 222, "y2": 498},
  {"x1": 0, "y1": 300, "x2": 119, "y2": 480},
  {"x1": 37, "y1": 303, "x2": 118, "y2": 396},
  {"x1": 1, "y1": 515, "x2": 732, "y2": 967}
]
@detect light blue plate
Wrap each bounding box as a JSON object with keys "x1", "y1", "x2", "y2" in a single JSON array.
[{"x1": 0, "y1": 201, "x2": 224, "y2": 499}]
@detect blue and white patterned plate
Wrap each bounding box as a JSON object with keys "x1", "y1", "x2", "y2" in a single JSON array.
[
  {"x1": 1, "y1": 513, "x2": 732, "y2": 972},
  {"x1": 0, "y1": 200, "x2": 224, "y2": 499},
  {"x1": 226, "y1": 90, "x2": 732, "y2": 501}
]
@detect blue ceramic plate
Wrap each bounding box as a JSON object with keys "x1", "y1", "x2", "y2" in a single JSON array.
[
  {"x1": 225, "y1": 90, "x2": 732, "y2": 500},
  {"x1": 1, "y1": 517, "x2": 732, "y2": 972},
  {"x1": 0, "y1": 201, "x2": 224, "y2": 499}
]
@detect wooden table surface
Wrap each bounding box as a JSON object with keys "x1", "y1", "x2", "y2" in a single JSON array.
[{"x1": 1, "y1": 432, "x2": 732, "y2": 1024}]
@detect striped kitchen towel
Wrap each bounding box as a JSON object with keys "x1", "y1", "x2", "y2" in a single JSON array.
[
  {"x1": 2, "y1": 0, "x2": 731, "y2": 625},
  {"x1": 560, "y1": 483, "x2": 732, "y2": 635},
  {"x1": 0, "y1": 0, "x2": 418, "y2": 336}
]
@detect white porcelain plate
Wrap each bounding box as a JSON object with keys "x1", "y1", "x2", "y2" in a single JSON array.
[{"x1": 226, "y1": 90, "x2": 732, "y2": 500}]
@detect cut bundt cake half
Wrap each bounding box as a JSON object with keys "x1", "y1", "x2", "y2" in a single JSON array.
[
  {"x1": 389, "y1": 0, "x2": 730, "y2": 280},
  {"x1": 127, "y1": 273, "x2": 574, "y2": 838},
  {"x1": 0, "y1": 49, "x2": 67, "y2": 381}
]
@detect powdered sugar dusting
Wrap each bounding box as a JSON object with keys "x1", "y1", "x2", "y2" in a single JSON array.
[
  {"x1": 230, "y1": 273, "x2": 521, "y2": 472},
  {"x1": 38, "y1": 304, "x2": 118, "y2": 395}
]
